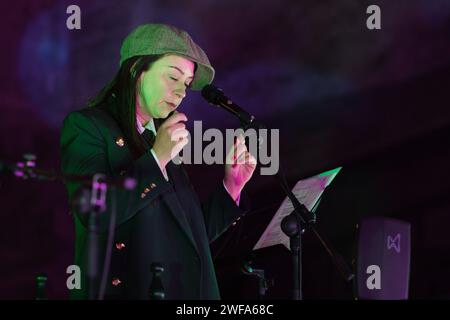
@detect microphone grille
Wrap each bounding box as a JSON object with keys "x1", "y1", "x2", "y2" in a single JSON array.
[{"x1": 201, "y1": 84, "x2": 223, "y2": 105}]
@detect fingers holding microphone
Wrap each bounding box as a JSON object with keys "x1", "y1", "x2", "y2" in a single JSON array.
[{"x1": 153, "y1": 111, "x2": 189, "y2": 168}]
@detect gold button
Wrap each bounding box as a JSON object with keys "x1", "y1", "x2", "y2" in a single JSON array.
[
  {"x1": 115, "y1": 242, "x2": 126, "y2": 250},
  {"x1": 140, "y1": 193, "x2": 146, "y2": 199},
  {"x1": 144, "y1": 188, "x2": 150, "y2": 193},
  {"x1": 150, "y1": 183, "x2": 156, "y2": 188},
  {"x1": 112, "y1": 278, "x2": 121, "y2": 286},
  {"x1": 115, "y1": 137, "x2": 125, "y2": 147},
  {"x1": 232, "y1": 222, "x2": 237, "y2": 226}
]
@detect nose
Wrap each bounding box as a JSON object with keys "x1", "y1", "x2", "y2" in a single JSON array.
[
  {"x1": 173, "y1": 84, "x2": 187, "y2": 100},
  {"x1": 174, "y1": 90, "x2": 186, "y2": 100}
]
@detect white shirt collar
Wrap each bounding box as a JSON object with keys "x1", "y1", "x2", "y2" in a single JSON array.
[{"x1": 136, "y1": 117, "x2": 156, "y2": 135}]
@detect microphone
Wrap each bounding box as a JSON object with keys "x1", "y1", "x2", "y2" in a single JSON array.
[{"x1": 201, "y1": 84, "x2": 256, "y2": 126}]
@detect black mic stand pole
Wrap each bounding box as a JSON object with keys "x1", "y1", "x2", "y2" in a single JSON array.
[
  {"x1": 276, "y1": 169, "x2": 309, "y2": 300},
  {"x1": 280, "y1": 201, "x2": 304, "y2": 300},
  {"x1": 87, "y1": 174, "x2": 108, "y2": 300}
]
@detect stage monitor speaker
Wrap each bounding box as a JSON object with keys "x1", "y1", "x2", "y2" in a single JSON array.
[{"x1": 355, "y1": 217, "x2": 411, "y2": 300}]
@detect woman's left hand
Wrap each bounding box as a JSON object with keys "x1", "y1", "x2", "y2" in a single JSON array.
[{"x1": 224, "y1": 135, "x2": 257, "y2": 201}]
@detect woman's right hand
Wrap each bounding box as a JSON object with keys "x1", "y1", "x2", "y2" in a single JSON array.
[{"x1": 152, "y1": 111, "x2": 189, "y2": 168}]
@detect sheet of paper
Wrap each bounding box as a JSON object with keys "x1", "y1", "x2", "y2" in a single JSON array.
[{"x1": 253, "y1": 167, "x2": 342, "y2": 251}]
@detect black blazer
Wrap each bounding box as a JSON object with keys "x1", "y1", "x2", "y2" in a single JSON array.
[{"x1": 60, "y1": 106, "x2": 247, "y2": 299}]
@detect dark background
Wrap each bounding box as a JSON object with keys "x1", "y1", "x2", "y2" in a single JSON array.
[{"x1": 0, "y1": 0, "x2": 449, "y2": 299}]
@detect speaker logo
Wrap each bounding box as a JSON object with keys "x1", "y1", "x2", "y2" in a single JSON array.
[{"x1": 387, "y1": 233, "x2": 401, "y2": 253}]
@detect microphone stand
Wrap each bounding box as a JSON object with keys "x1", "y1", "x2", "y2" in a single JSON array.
[
  {"x1": 240, "y1": 119, "x2": 354, "y2": 300},
  {"x1": 86, "y1": 174, "x2": 107, "y2": 300},
  {"x1": 1, "y1": 155, "x2": 135, "y2": 300}
]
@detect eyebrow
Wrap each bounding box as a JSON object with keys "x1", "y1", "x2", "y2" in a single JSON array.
[{"x1": 168, "y1": 66, "x2": 194, "y2": 79}]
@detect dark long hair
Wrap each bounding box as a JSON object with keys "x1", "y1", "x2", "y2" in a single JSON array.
[{"x1": 88, "y1": 55, "x2": 163, "y2": 157}]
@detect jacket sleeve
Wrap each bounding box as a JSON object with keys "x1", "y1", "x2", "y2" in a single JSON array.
[
  {"x1": 60, "y1": 111, "x2": 171, "y2": 232},
  {"x1": 201, "y1": 183, "x2": 251, "y2": 243}
]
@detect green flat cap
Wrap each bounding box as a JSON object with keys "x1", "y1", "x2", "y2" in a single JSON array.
[{"x1": 120, "y1": 23, "x2": 215, "y2": 90}]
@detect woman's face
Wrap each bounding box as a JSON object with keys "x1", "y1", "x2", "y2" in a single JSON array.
[{"x1": 136, "y1": 54, "x2": 195, "y2": 120}]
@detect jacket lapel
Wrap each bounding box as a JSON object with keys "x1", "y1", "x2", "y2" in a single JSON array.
[
  {"x1": 101, "y1": 106, "x2": 200, "y2": 256},
  {"x1": 164, "y1": 162, "x2": 200, "y2": 255},
  {"x1": 140, "y1": 137, "x2": 199, "y2": 254}
]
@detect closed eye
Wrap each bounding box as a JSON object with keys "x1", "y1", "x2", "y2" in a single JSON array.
[{"x1": 170, "y1": 75, "x2": 191, "y2": 89}]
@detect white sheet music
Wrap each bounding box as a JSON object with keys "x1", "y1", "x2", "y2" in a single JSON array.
[{"x1": 253, "y1": 167, "x2": 342, "y2": 251}]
